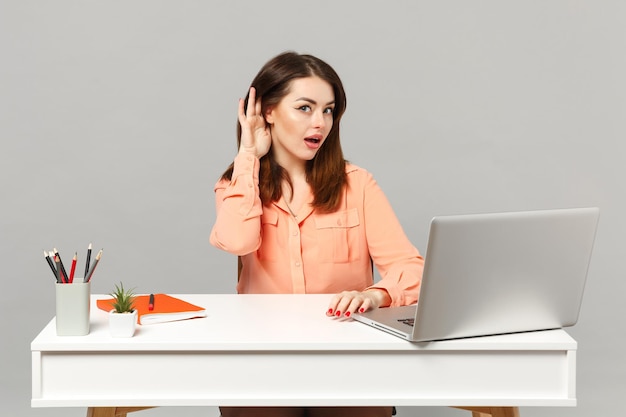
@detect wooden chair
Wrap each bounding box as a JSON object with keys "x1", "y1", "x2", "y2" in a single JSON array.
[{"x1": 86, "y1": 407, "x2": 154, "y2": 417}]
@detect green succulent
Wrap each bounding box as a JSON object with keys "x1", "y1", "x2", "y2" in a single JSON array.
[{"x1": 109, "y1": 282, "x2": 136, "y2": 313}]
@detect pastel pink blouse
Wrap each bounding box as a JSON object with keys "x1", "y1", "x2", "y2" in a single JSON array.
[{"x1": 210, "y1": 153, "x2": 424, "y2": 307}]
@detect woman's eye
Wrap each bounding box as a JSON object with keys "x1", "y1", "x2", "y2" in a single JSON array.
[
  {"x1": 298, "y1": 105, "x2": 311, "y2": 112},
  {"x1": 324, "y1": 107, "x2": 334, "y2": 114}
]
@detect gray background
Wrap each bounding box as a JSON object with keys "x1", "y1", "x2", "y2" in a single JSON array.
[{"x1": 2, "y1": 1, "x2": 624, "y2": 416}]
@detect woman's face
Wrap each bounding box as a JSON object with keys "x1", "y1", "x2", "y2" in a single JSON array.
[{"x1": 265, "y1": 76, "x2": 335, "y2": 167}]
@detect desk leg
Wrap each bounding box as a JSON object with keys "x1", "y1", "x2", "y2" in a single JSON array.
[
  {"x1": 86, "y1": 407, "x2": 155, "y2": 417},
  {"x1": 453, "y1": 407, "x2": 520, "y2": 417}
]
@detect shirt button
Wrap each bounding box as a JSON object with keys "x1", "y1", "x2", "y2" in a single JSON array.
[
  {"x1": 247, "y1": 156, "x2": 253, "y2": 161},
  {"x1": 295, "y1": 262, "x2": 301, "y2": 267},
  {"x1": 337, "y1": 219, "x2": 342, "y2": 226},
  {"x1": 292, "y1": 230, "x2": 298, "y2": 236}
]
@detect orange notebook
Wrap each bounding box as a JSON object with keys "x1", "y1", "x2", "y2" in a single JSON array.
[{"x1": 97, "y1": 294, "x2": 207, "y2": 325}]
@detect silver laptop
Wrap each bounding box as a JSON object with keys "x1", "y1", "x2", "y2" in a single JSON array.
[{"x1": 353, "y1": 207, "x2": 599, "y2": 342}]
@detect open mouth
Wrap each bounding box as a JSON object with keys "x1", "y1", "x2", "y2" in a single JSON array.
[{"x1": 304, "y1": 134, "x2": 323, "y2": 145}]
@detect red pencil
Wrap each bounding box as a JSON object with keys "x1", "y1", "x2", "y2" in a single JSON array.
[{"x1": 69, "y1": 252, "x2": 77, "y2": 283}]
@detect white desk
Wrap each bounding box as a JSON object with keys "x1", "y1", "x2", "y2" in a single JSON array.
[{"x1": 32, "y1": 294, "x2": 577, "y2": 417}]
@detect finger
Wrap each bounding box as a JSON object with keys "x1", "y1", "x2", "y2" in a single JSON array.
[
  {"x1": 358, "y1": 297, "x2": 373, "y2": 313},
  {"x1": 238, "y1": 98, "x2": 246, "y2": 123},
  {"x1": 255, "y1": 94, "x2": 263, "y2": 119},
  {"x1": 326, "y1": 293, "x2": 342, "y2": 316},
  {"x1": 345, "y1": 295, "x2": 372, "y2": 318},
  {"x1": 334, "y1": 292, "x2": 358, "y2": 317},
  {"x1": 246, "y1": 87, "x2": 257, "y2": 116}
]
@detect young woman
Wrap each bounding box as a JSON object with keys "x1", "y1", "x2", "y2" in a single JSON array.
[{"x1": 210, "y1": 51, "x2": 424, "y2": 417}]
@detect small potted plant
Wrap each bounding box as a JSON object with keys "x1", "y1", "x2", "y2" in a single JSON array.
[{"x1": 108, "y1": 282, "x2": 137, "y2": 337}]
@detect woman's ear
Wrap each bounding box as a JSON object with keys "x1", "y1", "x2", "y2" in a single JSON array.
[{"x1": 264, "y1": 106, "x2": 275, "y2": 125}]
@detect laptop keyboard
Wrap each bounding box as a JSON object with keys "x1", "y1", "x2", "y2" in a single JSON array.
[{"x1": 398, "y1": 318, "x2": 414, "y2": 327}]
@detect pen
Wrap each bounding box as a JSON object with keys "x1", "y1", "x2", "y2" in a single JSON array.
[
  {"x1": 84, "y1": 243, "x2": 92, "y2": 279},
  {"x1": 53, "y1": 248, "x2": 69, "y2": 284},
  {"x1": 84, "y1": 249, "x2": 102, "y2": 282},
  {"x1": 44, "y1": 251, "x2": 59, "y2": 282},
  {"x1": 148, "y1": 293, "x2": 154, "y2": 311},
  {"x1": 69, "y1": 252, "x2": 77, "y2": 283}
]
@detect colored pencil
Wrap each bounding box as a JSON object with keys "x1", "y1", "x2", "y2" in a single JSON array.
[
  {"x1": 44, "y1": 251, "x2": 59, "y2": 282},
  {"x1": 84, "y1": 243, "x2": 92, "y2": 279},
  {"x1": 69, "y1": 252, "x2": 77, "y2": 283},
  {"x1": 54, "y1": 254, "x2": 62, "y2": 283},
  {"x1": 53, "y1": 248, "x2": 69, "y2": 283},
  {"x1": 85, "y1": 249, "x2": 102, "y2": 282}
]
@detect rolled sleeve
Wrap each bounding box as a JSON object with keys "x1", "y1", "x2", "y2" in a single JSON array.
[{"x1": 209, "y1": 153, "x2": 264, "y2": 255}]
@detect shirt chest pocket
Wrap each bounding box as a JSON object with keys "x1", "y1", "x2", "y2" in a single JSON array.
[
  {"x1": 259, "y1": 210, "x2": 280, "y2": 261},
  {"x1": 314, "y1": 208, "x2": 361, "y2": 263}
]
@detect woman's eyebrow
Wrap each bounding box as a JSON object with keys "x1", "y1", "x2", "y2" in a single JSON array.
[{"x1": 295, "y1": 97, "x2": 336, "y2": 106}]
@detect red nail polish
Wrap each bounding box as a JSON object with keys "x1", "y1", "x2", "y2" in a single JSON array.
[
  {"x1": 335, "y1": 311, "x2": 341, "y2": 317},
  {"x1": 327, "y1": 308, "x2": 334, "y2": 315},
  {"x1": 359, "y1": 308, "x2": 365, "y2": 313},
  {"x1": 345, "y1": 311, "x2": 351, "y2": 317}
]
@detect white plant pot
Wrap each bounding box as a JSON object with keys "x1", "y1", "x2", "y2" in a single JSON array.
[{"x1": 109, "y1": 310, "x2": 138, "y2": 337}]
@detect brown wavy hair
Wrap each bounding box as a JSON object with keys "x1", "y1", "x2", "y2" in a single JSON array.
[{"x1": 220, "y1": 51, "x2": 348, "y2": 212}]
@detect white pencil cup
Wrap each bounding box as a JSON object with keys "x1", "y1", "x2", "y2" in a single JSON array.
[{"x1": 55, "y1": 281, "x2": 91, "y2": 336}]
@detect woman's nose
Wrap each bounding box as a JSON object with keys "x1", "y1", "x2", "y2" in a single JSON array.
[{"x1": 312, "y1": 111, "x2": 326, "y2": 128}]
